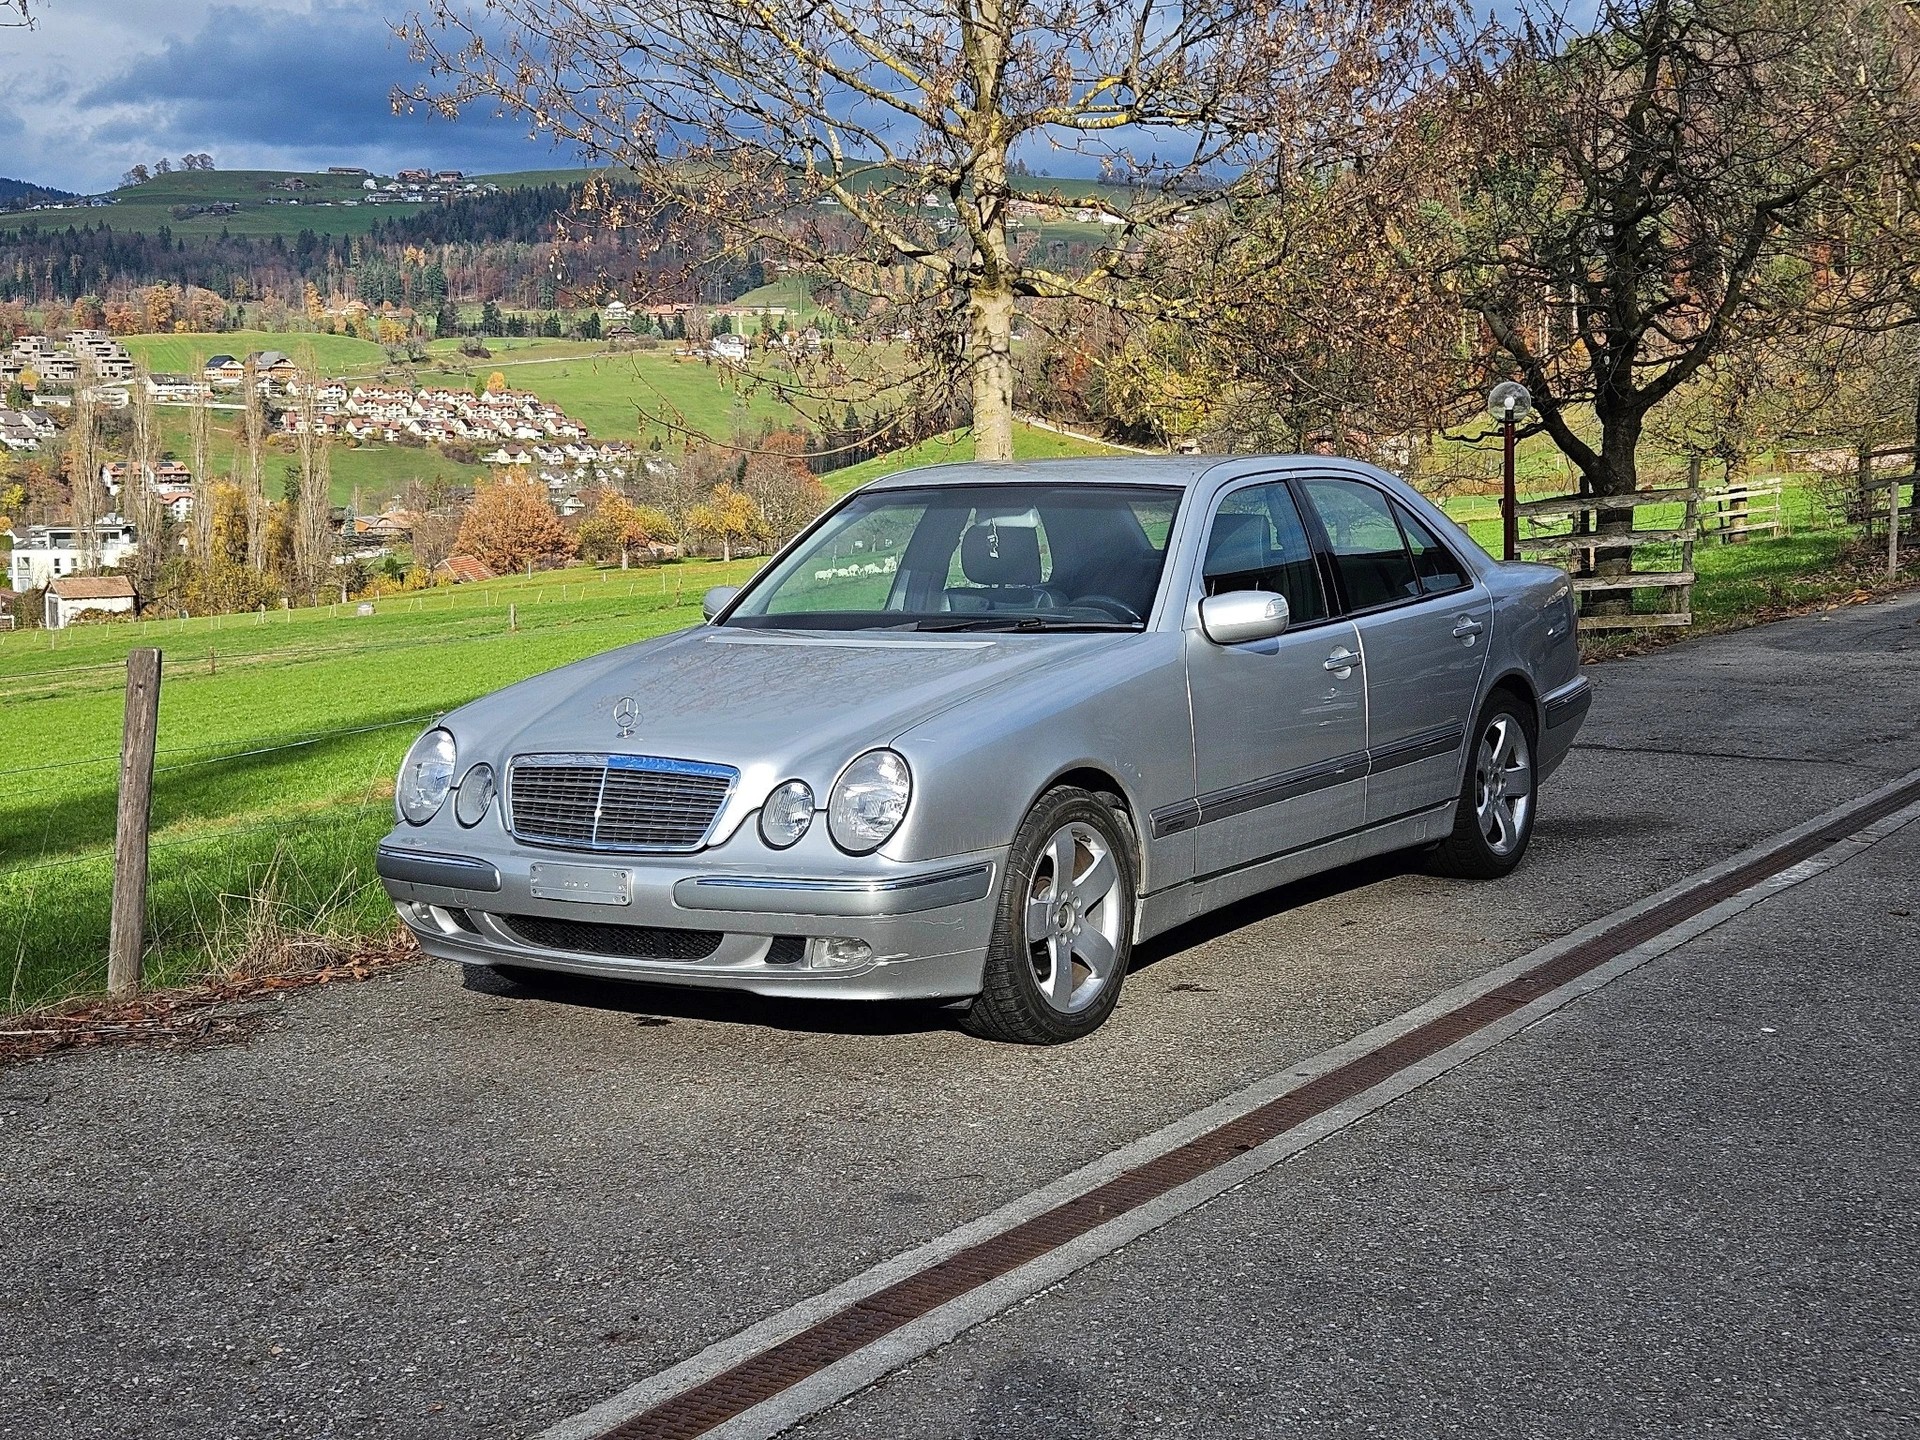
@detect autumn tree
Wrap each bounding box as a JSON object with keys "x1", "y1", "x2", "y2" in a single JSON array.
[
  {"x1": 456, "y1": 474, "x2": 575, "y2": 573},
  {"x1": 1449, "y1": 0, "x2": 1917, "y2": 602},
  {"x1": 573, "y1": 488, "x2": 660, "y2": 567},
  {"x1": 687, "y1": 483, "x2": 762, "y2": 562},
  {"x1": 125, "y1": 367, "x2": 167, "y2": 603},
  {"x1": 403, "y1": 0, "x2": 1487, "y2": 460}
]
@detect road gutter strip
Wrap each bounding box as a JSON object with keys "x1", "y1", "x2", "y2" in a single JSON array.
[{"x1": 537, "y1": 766, "x2": 1920, "y2": 1440}]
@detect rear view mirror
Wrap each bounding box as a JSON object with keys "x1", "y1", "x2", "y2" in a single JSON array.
[
  {"x1": 1198, "y1": 591, "x2": 1290, "y2": 645},
  {"x1": 702, "y1": 585, "x2": 740, "y2": 621}
]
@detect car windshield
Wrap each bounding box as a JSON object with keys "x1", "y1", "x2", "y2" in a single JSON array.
[{"x1": 723, "y1": 483, "x2": 1183, "y2": 632}]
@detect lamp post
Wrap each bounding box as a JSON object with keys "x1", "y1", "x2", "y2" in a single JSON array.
[{"x1": 1487, "y1": 382, "x2": 1533, "y2": 562}]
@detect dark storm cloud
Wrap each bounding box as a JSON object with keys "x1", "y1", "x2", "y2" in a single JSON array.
[{"x1": 80, "y1": 2, "x2": 568, "y2": 174}]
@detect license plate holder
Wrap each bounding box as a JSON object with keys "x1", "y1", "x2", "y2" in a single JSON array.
[{"x1": 528, "y1": 862, "x2": 631, "y2": 906}]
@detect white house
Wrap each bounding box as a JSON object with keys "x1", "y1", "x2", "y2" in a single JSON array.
[
  {"x1": 6, "y1": 521, "x2": 139, "y2": 591},
  {"x1": 711, "y1": 333, "x2": 750, "y2": 365},
  {"x1": 45, "y1": 575, "x2": 136, "y2": 628}
]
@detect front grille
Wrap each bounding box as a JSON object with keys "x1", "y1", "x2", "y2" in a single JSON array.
[
  {"x1": 499, "y1": 914, "x2": 724, "y2": 960},
  {"x1": 508, "y1": 753, "x2": 736, "y2": 851}
]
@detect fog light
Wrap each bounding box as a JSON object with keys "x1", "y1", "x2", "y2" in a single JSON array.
[{"x1": 811, "y1": 937, "x2": 873, "y2": 969}]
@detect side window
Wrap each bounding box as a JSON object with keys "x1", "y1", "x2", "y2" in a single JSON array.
[
  {"x1": 1300, "y1": 479, "x2": 1419, "y2": 611},
  {"x1": 1394, "y1": 503, "x2": 1469, "y2": 595},
  {"x1": 1200, "y1": 481, "x2": 1328, "y2": 625}
]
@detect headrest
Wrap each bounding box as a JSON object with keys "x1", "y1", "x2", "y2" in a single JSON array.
[
  {"x1": 1204, "y1": 511, "x2": 1269, "y2": 577},
  {"x1": 961, "y1": 520, "x2": 1042, "y2": 587}
]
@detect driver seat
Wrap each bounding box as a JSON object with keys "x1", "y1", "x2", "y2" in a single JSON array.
[{"x1": 944, "y1": 521, "x2": 1050, "y2": 612}]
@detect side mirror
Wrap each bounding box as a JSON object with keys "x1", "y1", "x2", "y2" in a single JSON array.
[
  {"x1": 702, "y1": 585, "x2": 740, "y2": 621},
  {"x1": 1198, "y1": 591, "x2": 1290, "y2": 646}
]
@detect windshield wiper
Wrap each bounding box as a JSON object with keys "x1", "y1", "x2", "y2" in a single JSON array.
[{"x1": 911, "y1": 616, "x2": 1138, "y2": 633}]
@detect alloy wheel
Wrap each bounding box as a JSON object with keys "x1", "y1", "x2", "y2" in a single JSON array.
[
  {"x1": 1474, "y1": 713, "x2": 1535, "y2": 857},
  {"x1": 1024, "y1": 821, "x2": 1125, "y2": 1014}
]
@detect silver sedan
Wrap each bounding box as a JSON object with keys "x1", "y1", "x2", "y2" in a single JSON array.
[{"x1": 377, "y1": 457, "x2": 1588, "y2": 1042}]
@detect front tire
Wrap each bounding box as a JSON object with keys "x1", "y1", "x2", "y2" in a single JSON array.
[
  {"x1": 1427, "y1": 695, "x2": 1538, "y2": 879},
  {"x1": 960, "y1": 787, "x2": 1136, "y2": 1044}
]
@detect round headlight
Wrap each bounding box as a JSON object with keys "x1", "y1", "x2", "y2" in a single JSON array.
[
  {"x1": 454, "y1": 762, "x2": 497, "y2": 828},
  {"x1": 828, "y1": 749, "x2": 911, "y2": 854},
  {"x1": 760, "y1": 779, "x2": 815, "y2": 849},
  {"x1": 397, "y1": 728, "x2": 456, "y2": 825}
]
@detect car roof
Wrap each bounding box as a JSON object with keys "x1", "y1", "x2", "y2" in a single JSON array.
[{"x1": 861, "y1": 455, "x2": 1370, "y2": 492}]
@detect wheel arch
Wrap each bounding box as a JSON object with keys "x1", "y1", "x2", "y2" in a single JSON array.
[
  {"x1": 1481, "y1": 668, "x2": 1541, "y2": 736},
  {"x1": 1033, "y1": 763, "x2": 1148, "y2": 887}
]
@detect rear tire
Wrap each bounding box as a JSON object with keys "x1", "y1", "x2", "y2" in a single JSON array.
[
  {"x1": 960, "y1": 787, "x2": 1136, "y2": 1044},
  {"x1": 1427, "y1": 694, "x2": 1538, "y2": 880}
]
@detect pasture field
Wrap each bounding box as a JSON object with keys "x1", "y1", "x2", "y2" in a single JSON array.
[
  {"x1": 0, "y1": 561, "x2": 763, "y2": 1012},
  {"x1": 121, "y1": 331, "x2": 388, "y2": 376}
]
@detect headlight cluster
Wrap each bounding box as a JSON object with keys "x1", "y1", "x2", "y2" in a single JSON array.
[
  {"x1": 397, "y1": 729, "x2": 457, "y2": 825},
  {"x1": 759, "y1": 749, "x2": 911, "y2": 854},
  {"x1": 396, "y1": 729, "x2": 500, "y2": 829}
]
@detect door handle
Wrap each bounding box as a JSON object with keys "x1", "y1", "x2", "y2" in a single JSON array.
[
  {"x1": 1324, "y1": 648, "x2": 1360, "y2": 675},
  {"x1": 1452, "y1": 616, "x2": 1485, "y2": 640}
]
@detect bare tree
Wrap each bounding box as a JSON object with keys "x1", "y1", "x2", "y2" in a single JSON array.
[
  {"x1": 68, "y1": 354, "x2": 103, "y2": 570},
  {"x1": 402, "y1": 0, "x2": 1480, "y2": 460},
  {"x1": 2, "y1": 0, "x2": 34, "y2": 29},
  {"x1": 1450, "y1": 0, "x2": 1917, "y2": 601},
  {"x1": 291, "y1": 363, "x2": 334, "y2": 599},
  {"x1": 126, "y1": 368, "x2": 166, "y2": 602},
  {"x1": 242, "y1": 356, "x2": 267, "y2": 571},
  {"x1": 189, "y1": 389, "x2": 213, "y2": 565}
]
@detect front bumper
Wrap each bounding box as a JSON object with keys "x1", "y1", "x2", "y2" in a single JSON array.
[{"x1": 374, "y1": 835, "x2": 1004, "y2": 1001}]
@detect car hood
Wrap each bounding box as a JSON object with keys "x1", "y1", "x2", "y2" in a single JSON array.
[{"x1": 446, "y1": 623, "x2": 1130, "y2": 784}]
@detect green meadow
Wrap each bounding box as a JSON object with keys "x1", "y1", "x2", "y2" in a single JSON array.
[{"x1": 0, "y1": 561, "x2": 763, "y2": 1011}]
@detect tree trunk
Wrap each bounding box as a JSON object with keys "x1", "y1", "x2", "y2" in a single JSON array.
[
  {"x1": 1583, "y1": 409, "x2": 1644, "y2": 618},
  {"x1": 969, "y1": 284, "x2": 1016, "y2": 462}
]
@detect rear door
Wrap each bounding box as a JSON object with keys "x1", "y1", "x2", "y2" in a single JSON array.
[
  {"x1": 1181, "y1": 478, "x2": 1368, "y2": 877},
  {"x1": 1296, "y1": 477, "x2": 1492, "y2": 826}
]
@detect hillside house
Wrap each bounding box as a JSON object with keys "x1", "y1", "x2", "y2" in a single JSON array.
[
  {"x1": 327, "y1": 166, "x2": 372, "y2": 177},
  {"x1": 143, "y1": 373, "x2": 213, "y2": 403},
  {"x1": 396, "y1": 168, "x2": 431, "y2": 184},
  {"x1": 711, "y1": 333, "x2": 750, "y2": 365},
  {"x1": 45, "y1": 575, "x2": 135, "y2": 629},
  {"x1": 204, "y1": 355, "x2": 244, "y2": 385},
  {"x1": 7, "y1": 521, "x2": 139, "y2": 591},
  {"x1": 0, "y1": 406, "x2": 55, "y2": 451}
]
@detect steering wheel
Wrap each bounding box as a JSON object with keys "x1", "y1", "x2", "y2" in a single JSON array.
[{"x1": 1074, "y1": 594, "x2": 1144, "y2": 624}]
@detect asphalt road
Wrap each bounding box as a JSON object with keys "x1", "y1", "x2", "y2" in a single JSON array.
[{"x1": 3, "y1": 591, "x2": 1918, "y2": 1440}]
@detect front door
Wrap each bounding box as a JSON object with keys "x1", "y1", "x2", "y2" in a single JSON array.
[
  {"x1": 1182, "y1": 479, "x2": 1368, "y2": 878},
  {"x1": 1297, "y1": 477, "x2": 1493, "y2": 825}
]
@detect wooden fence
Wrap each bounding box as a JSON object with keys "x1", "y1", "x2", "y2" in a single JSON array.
[
  {"x1": 1515, "y1": 481, "x2": 1700, "y2": 631},
  {"x1": 1703, "y1": 478, "x2": 1784, "y2": 544}
]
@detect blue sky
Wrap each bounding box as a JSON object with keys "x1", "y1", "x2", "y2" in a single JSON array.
[{"x1": 0, "y1": 1, "x2": 574, "y2": 192}]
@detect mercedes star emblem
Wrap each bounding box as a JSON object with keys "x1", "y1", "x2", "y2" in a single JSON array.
[{"x1": 612, "y1": 696, "x2": 638, "y2": 739}]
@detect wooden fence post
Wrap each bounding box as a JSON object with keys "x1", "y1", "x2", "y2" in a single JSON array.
[
  {"x1": 108, "y1": 648, "x2": 162, "y2": 999},
  {"x1": 1892, "y1": 477, "x2": 1903, "y2": 581}
]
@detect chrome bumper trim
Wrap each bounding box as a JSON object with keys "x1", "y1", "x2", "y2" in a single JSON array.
[
  {"x1": 672, "y1": 862, "x2": 996, "y2": 917},
  {"x1": 375, "y1": 845, "x2": 503, "y2": 893}
]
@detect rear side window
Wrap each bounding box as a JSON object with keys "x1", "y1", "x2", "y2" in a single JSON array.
[
  {"x1": 1395, "y1": 504, "x2": 1469, "y2": 595},
  {"x1": 1201, "y1": 481, "x2": 1329, "y2": 624},
  {"x1": 1300, "y1": 479, "x2": 1419, "y2": 610}
]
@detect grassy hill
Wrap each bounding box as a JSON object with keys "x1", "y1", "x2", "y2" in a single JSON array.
[
  {"x1": 122, "y1": 331, "x2": 390, "y2": 376},
  {"x1": 74, "y1": 169, "x2": 431, "y2": 239}
]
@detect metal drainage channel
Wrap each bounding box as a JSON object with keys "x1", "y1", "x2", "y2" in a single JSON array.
[{"x1": 596, "y1": 772, "x2": 1920, "y2": 1440}]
